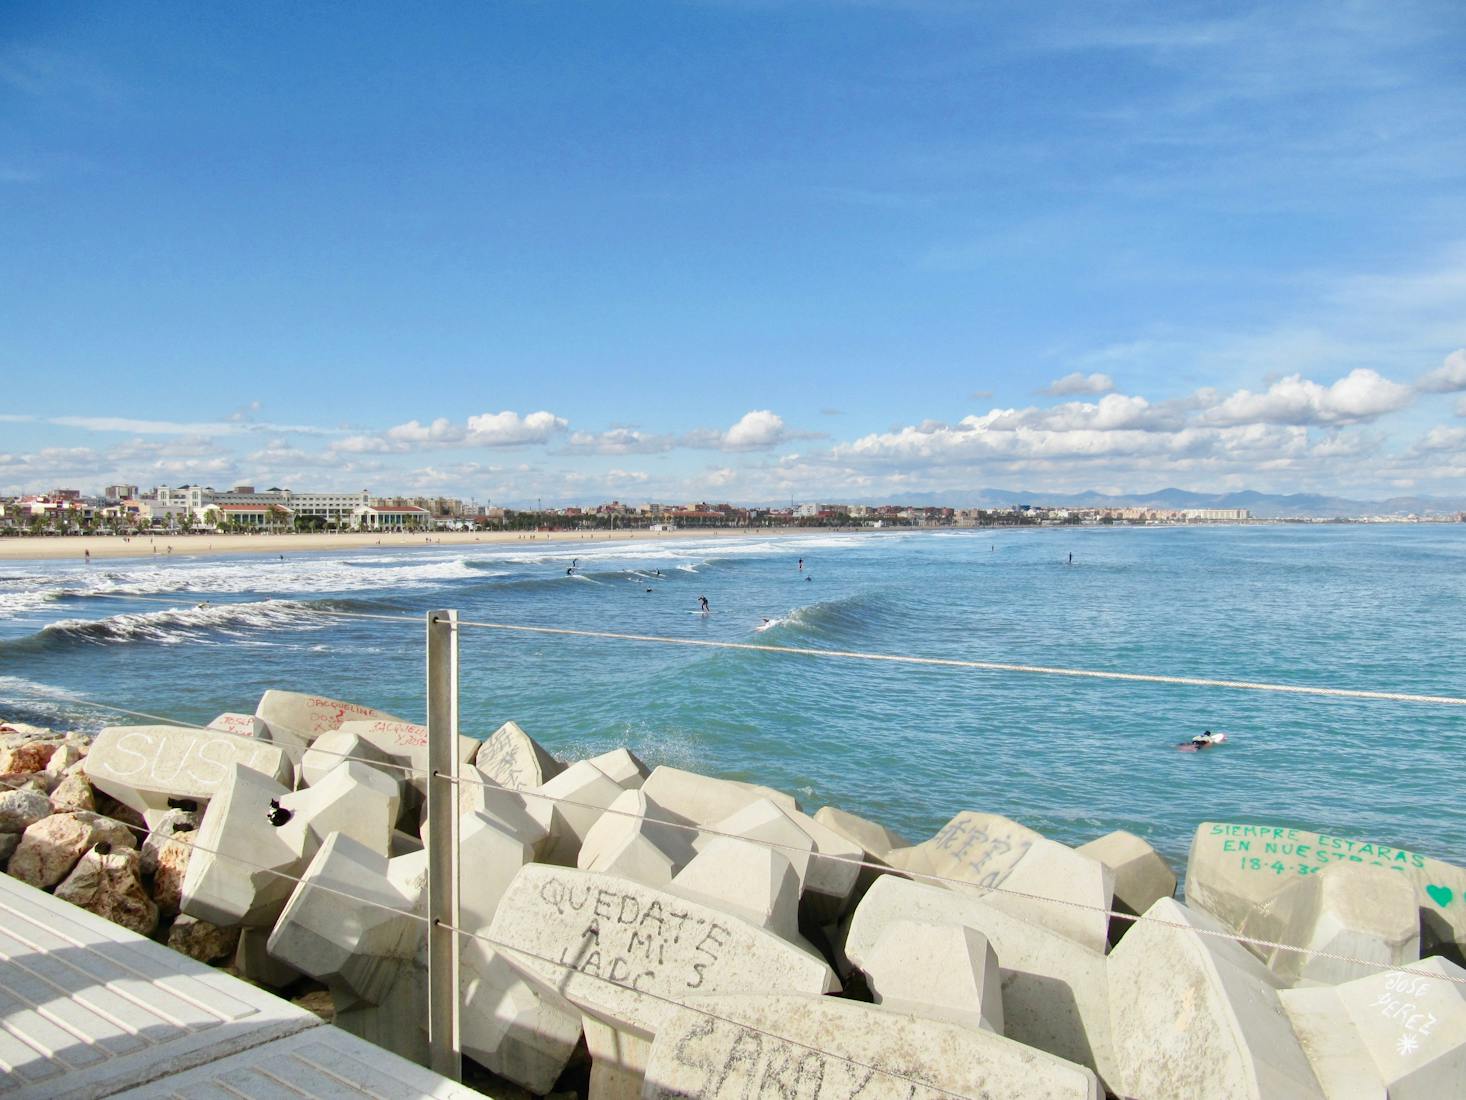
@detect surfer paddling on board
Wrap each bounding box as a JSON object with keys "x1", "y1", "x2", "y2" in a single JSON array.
[
  {"x1": 698, "y1": 595, "x2": 710, "y2": 613},
  {"x1": 1177, "y1": 730, "x2": 1228, "y2": 752}
]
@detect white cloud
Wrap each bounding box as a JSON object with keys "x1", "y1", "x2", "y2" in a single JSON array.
[
  {"x1": 1043, "y1": 371, "x2": 1115, "y2": 397},
  {"x1": 465, "y1": 411, "x2": 567, "y2": 446},
  {"x1": 1201, "y1": 369, "x2": 1413, "y2": 426},
  {"x1": 723, "y1": 410, "x2": 788, "y2": 450},
  {"x1": 1414, "y1": 426, "x2": 1466, "y2": 453},
  {"x1": 563, "y1": 428, "x2": 677, "y2": 455},
  {"x1": 370, "y1": 410, "x2": 569, "y2": 451},
  {"x1": 1417, "y1": 349, "x2": 1466, "y2": 393}
]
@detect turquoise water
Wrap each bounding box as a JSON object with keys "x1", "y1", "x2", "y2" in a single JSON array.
[{"x1": 2, "y1": 525, "x2": 1464, "y2": 871}]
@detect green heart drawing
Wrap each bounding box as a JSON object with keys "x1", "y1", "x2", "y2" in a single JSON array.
[{"x1": 1425, "y1": 884, "x2": 1454, "y2": 908}]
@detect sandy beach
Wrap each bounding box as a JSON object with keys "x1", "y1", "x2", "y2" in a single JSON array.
[{"x1": 0, "y1": 526, "x2": 835, "y2": 562}]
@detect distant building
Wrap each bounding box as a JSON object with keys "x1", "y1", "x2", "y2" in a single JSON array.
[
  {"x1": 104, "y1": 484, "x2": 139, "y2": 501},
  {"x1": 1181, "y1": 508, "x2": 1250, "y2": 521},
  {"x1": 351, "y1": 505, "x2": 431, "y2": 530}
]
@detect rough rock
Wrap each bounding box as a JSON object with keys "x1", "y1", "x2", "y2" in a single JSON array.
[
  {"x1": 488, "y1": 865, "x2": 839, "y2": 1041},
  {"x1": 8, "y1": 810, "x2": 138, "y2": 889},
  {"x1": 139, "y1": 807, "x2": 199, "y2": 874},
  {"x1": 0, "y1": 832, "x2": 18, "y2": 866},
  {"x1": 845, "y1": 874, "x2": 1117, "y2": 1090},
  {"x1": 670, "y1": 836, "x2": 803, "y2": 942},
  {"x1": 1186, "y1": 821, "x2": 1466, "y2": 957},
  {"x1": 44, "y1": 740, "x2": 89, "y2": 775},
  {"x1": 84, "y1": 723, "x2": 292, "y2": 815},
  {"x1": 1076, "y1": 828, "x2": 1177, "y2": 928},
  {"x1": 1240, "y1": 861, "x2": 1421, "y2": 986},
  {"x1": 813, "y1": 804, "x2": 911, "y2": 860},
  {"x1": 1107, "y1": 896, "x2": 1325, "y2": 1100},
  {"x1": 474, "y1": 720, "x2": 565, "y2": 790},
  {"x1": 642, "y1": 994, "x2": 1100, "y2": 1100},
  {"x1": 1282, "y1": 954, "x2": 1466, "y2": 1099},
  {"x1": 147, "y1": 822, "x2": 196, "y2": 916},
  {"x1": 0, "y1": 739, "x2": 59, "y2": 775},
  {"x1": 864, "y1": 918, "x2": 1004, "y2": 1032},
  {"x1": 54, "y1": 843, "x2": 159, "y2": 935},
  {"x1": 48, "y1": 769, "x2": 96, "y2": 813},
  {"x1": 166, "y1": 913, "x2": 240, "y2": 963},
  {"x1": 0, "y1": 787, "x2": 54, "y2": 833}
]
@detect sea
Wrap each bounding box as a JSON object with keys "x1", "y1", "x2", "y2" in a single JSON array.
[{"x1": 2, "y1": 524, "x2": 1463, "y2": 873}]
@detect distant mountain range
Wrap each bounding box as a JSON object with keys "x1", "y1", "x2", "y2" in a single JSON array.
[{"x1": 823, "y1": 488, "x2": 1466, "y2": 519}]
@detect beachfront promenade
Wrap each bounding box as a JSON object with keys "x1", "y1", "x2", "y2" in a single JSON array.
[{"x1": 0, "y1": 871, "x2": 480, "y2": 1098}]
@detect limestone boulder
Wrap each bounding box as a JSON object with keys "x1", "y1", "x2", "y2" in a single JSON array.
[
  {"x1": 44, "y1": 740, "x2": 89, "y2": 775},
  {"x1": 0, "y1": 832, "x2": 19, "y2": 867},
  {"x1": 8, "y1": 810, "x2": 137, "y2": 889},
  {"x1": 166, "y1": 913, "x2": 240, "y2": 963},
  {"x1": 846, "y1": 874, "x2": 1117, "y2": 1091},
  {"x1": 48, "y1": 770, "x2": 95, "y2": 814},
  {"x1": 54, "y1": 843, "x2": 158, "y2": 936},
  {"x1": 487, "y1": 865, "x2": 839, "y2": 1040},
  {"x1": 84, "y1": 723, "x2": 291, "y2": 815},
  {"x1": 864, "y1": 918, "x2": 1003, "y2": 1032},
  {"x1": 1076, "y1": 829, "x2": 1176, "y2": 929},
  {"x1": 0, "y1": 787, "x2": 53, "y2": 833},
  {"x1": 0, "y1": 739, "x2": 59, "y2": 775},
  {"x1": 1186, "y1": 821, "x2": 1466, "y2": 957},
  {"x1": 1282, "y1": 954, "x2": 1466, "y2": 1099},
  {"x1": 643, "y1": 994, "x2": 1100, "y2": 1100},
  {"x1": 1107, "y1": 896, "x2": 1325, "y2": 1100},
  {"x1": 1240, "y1": 861, "x2": 1421, "y2": 986},
  {"x1": 473, "y1": 720, "x2": 564, "y2": 790},
  {"x1": 145, "y1": 812, "x2": 198, "y2": 916}
]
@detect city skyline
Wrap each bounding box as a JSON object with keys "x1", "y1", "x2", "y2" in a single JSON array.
[{"x1": 4, "y1": 3, "x2": 1465, "y2": 502}]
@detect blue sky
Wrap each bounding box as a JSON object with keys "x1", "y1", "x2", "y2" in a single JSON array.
[{"x1": 3, "y1": 1, "x2": 1465, "y2": 504}]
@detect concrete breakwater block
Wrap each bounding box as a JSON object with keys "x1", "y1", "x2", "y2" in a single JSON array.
[
  {"x1": 335, "y1": 717, "x2": 480, "y2": 797},
  {"x1": 532, "y1": 760, "x2": 629, "y2": 866},
  {"x1": 487, "y1": 865, "x2": 840, "y2": 1040},
  {"x1": 1282, "y1": 955, "x2": 1466, "y2": 1099},
  {"x1": 84, "y1": 724, "x2": 290, "y2": 816},
  {"x1": 1076, "y1": 828, "x2": 1177, "y2": 927},
  {"x1": 864, "y1": 918, "x2": 1004, "y2": 1032},
  {"x1": 1107, "y1": 896, "x2": 1326, "y2": 1100},
  {"x1": 977, "y1": 837, "x2": 1115, "y2": 954},
  {"x1": 254, "y1": 688, "x2": 406, "y2": 744},
  {"x1": 578, "y1": 788, "x2": 682, "y2": 887},
  {"x1": 670, "y1": 836, "x2": 803, "y2": 943},
  {"x1": 1186, "y1": 821, "x2": 1466, "y2": 957},
  {"x1": 206, "y1": 711, "x2": 267, "y2": 738},
  {"x1": 266, "y1": 831, "x2": 422, "y2": 1005},
  {"x1": 584, "y1": 747, "x2": 649, "y2": 790},
  {"x1": 642, "y1": 993, "x2": 1100, "y2": 1100},
  {"x1": 640, "y1": 765, "x2": 801, "y2": 825},
  {"x1": 474, "y1": 719, "x2": 565, "y2": 790},
  {"x1": 461, "y1": 945, "x2": 584, "y2": 1094},
  {"x1": 844, "y1": 874, "x2": 1117, "y2": 1090},
  {"x1": 1239, "y1": 861, "x2": 1421, "y2": 986},
  {"x1": 886, "y1": 810, "x2": 1043, "y2": 888},
  {"x1": 814, "y1": 803, "x2": 910, "y2": 860}
]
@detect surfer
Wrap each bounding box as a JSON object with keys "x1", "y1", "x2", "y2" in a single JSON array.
[
  {"x1": 698, "y1": 595, "x2": 710, "y2": 613},
  {"x1": 798, "y1": 558, "x2": 803, "y2": 572},
  {"x1": 1068, "y1": 552, "x2": 1073, "y2": 565},
  {"x1": 1179, "y1": 730, "x2": 1227, "y2": 751}
]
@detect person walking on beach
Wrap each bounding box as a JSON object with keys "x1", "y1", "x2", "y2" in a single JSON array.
[{"x1": 698, "y1": 595, "x2": 710, "y2": 613}]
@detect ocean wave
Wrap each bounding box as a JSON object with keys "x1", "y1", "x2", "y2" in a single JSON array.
[{"x1": 11, "y1": 598, "x2": 337, "y2": 652}]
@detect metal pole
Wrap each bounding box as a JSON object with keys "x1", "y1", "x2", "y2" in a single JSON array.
[{"x1": 426, "y1": 608, "x2": 461, "y2": 1080}]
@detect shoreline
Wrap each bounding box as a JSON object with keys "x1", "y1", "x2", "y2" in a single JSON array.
[{"x1": 0, "y1": 526, "x2": 863, "y2": 563}]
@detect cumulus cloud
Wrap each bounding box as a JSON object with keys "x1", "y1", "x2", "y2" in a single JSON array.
[
  {"x1": 1201, "y1": 369, "x2": 1413, "y2": 426},
  {"x1": 1414, "y1": 425, "x2": 1466, "y2": 453},
  {"x1": 1417, "y1": 349, "x2": 1466, "y2": 394},
  {"x1": 681, "y1": 410, "x2": 819, "y2": 452},
  {"x1": 1043, "y1": 372, "x2": 1115, "y2": 397},
  {"x1": 371, "y1": 410, "x2": 569, "y2": 451},
  {"x1": 563, "y1": 428, "x2": 677, "y2": 455}
]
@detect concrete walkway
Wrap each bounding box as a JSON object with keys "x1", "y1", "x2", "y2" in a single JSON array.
[{"x1": 0, "y1": 874, "x2": 481, "y2": 1099}]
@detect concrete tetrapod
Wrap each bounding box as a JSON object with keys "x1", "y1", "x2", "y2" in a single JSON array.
[
  {"x1": 1238, "y1": 861, "x2": 1421, "y2": 986},
  {"x1": 1106, "y1": 896, "x2": 1326, "y2": 1100},
  {"x1": 669, "y1": 836, "x2": 803, "y2": 943},
  {"x1": 642, "y1": 994, "x2": 1100, "y2": 1100},
  {"x1": 863, "y1": 918, "x2": 1004, "y2": 1033},
  {"x1": 474, "y1": 719, "x2": 565, "y2": 790},
  {"x1": 84, "y1": 724, "x2": 291, "y2": 816},
  {"x1": 1185, "y1": 821, "x2": 1466, "y2": 958},
  {"x1": 845, "y1": 874, "x2": 1117, "y2": 1092},
  {"x1": 1076, "y1": 828, "x2": 1177, "y2": 938},
  {"x1": 1281, "y1": 954, "x2": 1466, "y2": 1099},
  {"x1": 266, "y1": 831, "x2": 421, "y2": 1005}
]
